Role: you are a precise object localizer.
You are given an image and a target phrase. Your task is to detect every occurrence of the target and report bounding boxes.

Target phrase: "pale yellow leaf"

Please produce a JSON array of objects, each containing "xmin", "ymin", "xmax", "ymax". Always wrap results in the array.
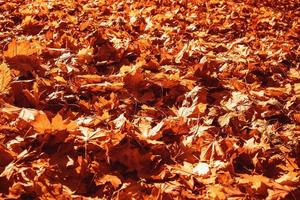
[{"xmin": 193, "ymin": 162, "xmax": 210, "ymax": 176}]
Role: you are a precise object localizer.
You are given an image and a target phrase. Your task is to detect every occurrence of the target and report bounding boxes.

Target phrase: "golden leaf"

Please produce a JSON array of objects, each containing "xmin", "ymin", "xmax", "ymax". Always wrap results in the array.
[
  {"xmin": 207, "ymin": 185, "xmax": 226, "ymax": 200},
  {"xmin": 4, "ymin": 40, "xmax": 41, "ymax": 58},
  {"xmin": 237, "ymin": 174, "xmax": 271, "ymax": 193},
  {"xmin": 0, "ymin": 63, "xmax": 11, "ymax": 94}
]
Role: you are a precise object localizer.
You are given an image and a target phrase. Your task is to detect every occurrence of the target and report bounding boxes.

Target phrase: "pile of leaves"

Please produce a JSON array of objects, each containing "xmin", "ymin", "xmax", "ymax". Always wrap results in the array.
[{"xmin": 0, "ymin": 0, "xmax": 299, "ymax": 199}]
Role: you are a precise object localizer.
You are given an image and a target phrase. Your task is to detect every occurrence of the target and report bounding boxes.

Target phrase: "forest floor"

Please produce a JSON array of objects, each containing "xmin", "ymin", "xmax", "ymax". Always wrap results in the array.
[{"xmin": 0, "ymin": 0, "xmax": 299, "ymax": 199}]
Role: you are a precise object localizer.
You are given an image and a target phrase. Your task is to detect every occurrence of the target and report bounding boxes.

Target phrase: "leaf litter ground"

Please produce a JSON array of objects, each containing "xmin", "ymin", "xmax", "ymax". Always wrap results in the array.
[{"xmin": 0, "ymin": 0, "xmax": 299, "ymax": 199}]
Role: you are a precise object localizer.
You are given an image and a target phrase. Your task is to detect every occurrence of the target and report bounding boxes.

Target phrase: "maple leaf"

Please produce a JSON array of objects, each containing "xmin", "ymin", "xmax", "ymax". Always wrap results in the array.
[
  {"xmin": 31, "ymin": 112, "xmax": 76, "ymax": 133},
  {"xmin": 0, "ymin": 0, "xmax": 299, "ymax": 198},
  {"xmin": 31, "ymin": 112, "xmax": 51, "ymax": 133}
]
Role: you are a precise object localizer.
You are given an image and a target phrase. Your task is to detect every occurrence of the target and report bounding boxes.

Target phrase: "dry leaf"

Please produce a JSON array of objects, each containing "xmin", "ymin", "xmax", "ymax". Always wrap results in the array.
[
  {"xmin": 237, "ymin": 174, "xmax": 271, "ymax": 193},
  {"xmin": 207, "ymin": 185, "xmax": 226, "ymax": 200},
  {"xmin": 4, "ymin": 40, "xmax": 41, "ymax": 58},
  {"xmin": 193, "ymin": 162, "xmax": 210, "ymax": 176},
  {"xmin": 31, "ymin": 112, "xmax": 51, "ymax": 133},
  {"xmin": 0, "ymin": 63, "xmax": 11, "ymax": 94},
  {"xmin": 0, "ymin": 0, "xmax": 299, "ymax": 199}
]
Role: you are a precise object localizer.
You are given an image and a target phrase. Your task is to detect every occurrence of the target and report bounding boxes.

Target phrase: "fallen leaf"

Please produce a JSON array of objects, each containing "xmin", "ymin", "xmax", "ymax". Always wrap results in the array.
[
  {"xmin": 31, "ymin": 112, "xmax": 51, "ymax": 133},
  {"xmin": 95, "ymin": 174, "xmax": 122, "ymax": 189},
  {"xmin": 207, "ymin": 184, "xmax": 226, "ymax": 200},
  {"xmin": 0, "ymin": 63, "xmax": 11, "ymax": 94},
  {"xmin": 4, "ymin": 40, "xmax": 41, "ymax": 58},
  {"xmin": 193, "ymin": 162, "xmax": 210, "ymax": 176}
]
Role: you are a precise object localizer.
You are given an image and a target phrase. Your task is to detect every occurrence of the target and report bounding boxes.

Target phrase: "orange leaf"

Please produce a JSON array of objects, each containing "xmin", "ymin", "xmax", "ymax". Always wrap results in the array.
[
  {"xmin": 237, "ymin": 174, "xmax": 271, "ymax": 194},
  {"xmin": 4, "ymin": 40, "xmax": 41, "ymax": 58},
  {"xmin": 31, "ymin": 112, "xmax": 51, "ymax": 133},
  {"xmin": 95, "ymin": 174, "xmax": 122, "ymax": 189},
  {"xmin": 293, "ymin": 113, "xmax": 300, "ymax": 123},
  {"xmin": 51, "ymin": 113, "xmax": 66, "ymax": 131},
  {"xmin": 0, "ymin": 63, "xmax": 11, "ymax": 94},
  {"xmin": 207, "ymin": 185, "xmax": 226, "ymax": 200}
]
